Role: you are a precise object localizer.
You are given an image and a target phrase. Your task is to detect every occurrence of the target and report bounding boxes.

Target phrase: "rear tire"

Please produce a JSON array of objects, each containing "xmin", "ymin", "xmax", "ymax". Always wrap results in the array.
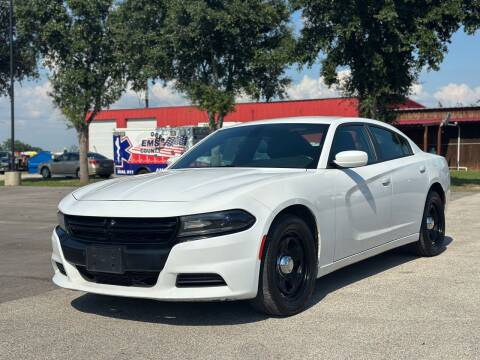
[
  {"xmin": 76, "ymin": 168, "xmax": 80, "ymax": 179},
  {"xmin": 412, "ymin": 190, "xmax": 445, "ymax": 257},
  {"xmin": 136, "ymin": 168, "xmax": 149, "ymax": 175},
  {"xmin": 250, "ymin": 214, "xmax": 317, "ymax": 316},
  {"xmin": 41, "ymin": 167, "xmax": 51, "ymax": 179}
]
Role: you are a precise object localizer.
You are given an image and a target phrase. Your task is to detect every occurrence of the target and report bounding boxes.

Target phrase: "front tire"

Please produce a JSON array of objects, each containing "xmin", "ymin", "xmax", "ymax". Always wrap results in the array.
[
  {"xmin": 41, "ymin": 167, "xmax": 51, "ymax": 179},
  {"xmin": 251, "ymin": 214, "xmax": 317, "ymax": 316},
  {"xmin": 412, "ymin": 190, "xmax": 445, "ymax": 257}
]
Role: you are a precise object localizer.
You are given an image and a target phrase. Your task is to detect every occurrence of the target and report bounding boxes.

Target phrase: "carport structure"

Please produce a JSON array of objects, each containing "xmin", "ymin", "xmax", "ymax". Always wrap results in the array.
[{"xmin": 396, "ymin": 106, "xmax": 480, "ymax": 170}]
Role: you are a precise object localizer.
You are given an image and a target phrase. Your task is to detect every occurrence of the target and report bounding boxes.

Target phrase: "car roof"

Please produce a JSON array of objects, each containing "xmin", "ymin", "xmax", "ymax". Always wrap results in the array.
[
  {"xmin": 224, "ymin": 116, "xmax": 421, "ymax": 153},
  {"xmin": 226, "ymin": 116, "xmax": 400, "ymax": 132}
]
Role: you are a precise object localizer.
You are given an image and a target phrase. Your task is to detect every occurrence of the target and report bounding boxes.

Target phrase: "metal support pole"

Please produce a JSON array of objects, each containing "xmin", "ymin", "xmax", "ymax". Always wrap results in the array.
[
  {"xmin": 436, "ymin": 125, "xmax": 442, "ymax": 155},
  {"xmin": 423, "ymin": 125, "xmax": 428, "ymax": 151},
  {"xmin": 457, "ymin": 123, "xmax": 461, "ymax": 171},
  {"xmin": 9, "ymin": 0, "xmax": 15, "ymax": 171}
]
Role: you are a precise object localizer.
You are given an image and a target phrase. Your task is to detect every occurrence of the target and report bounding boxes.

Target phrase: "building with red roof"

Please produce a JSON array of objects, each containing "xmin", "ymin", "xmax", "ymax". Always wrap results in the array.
[{"xmin": 90, "ymin": 97, "xmax": 480, "ymax": 169}]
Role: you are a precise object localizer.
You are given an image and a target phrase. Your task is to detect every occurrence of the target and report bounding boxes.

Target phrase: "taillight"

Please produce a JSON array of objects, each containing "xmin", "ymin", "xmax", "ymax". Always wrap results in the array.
[{"xmin": 88, "ymin": 159, "xmax": 99, "ymax": 165}]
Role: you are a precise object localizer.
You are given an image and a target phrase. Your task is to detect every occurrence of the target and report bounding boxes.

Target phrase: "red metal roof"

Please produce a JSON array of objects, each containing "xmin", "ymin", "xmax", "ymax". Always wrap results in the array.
[{"xmin": 93, "ymin": 97, "xmax": 425, "ymax": 128}]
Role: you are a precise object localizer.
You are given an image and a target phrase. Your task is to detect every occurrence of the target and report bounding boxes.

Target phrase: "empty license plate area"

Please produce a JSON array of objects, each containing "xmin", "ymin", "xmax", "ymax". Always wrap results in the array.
[{"xmin": 86, "ymin": 246, "xmax": 124, "ymax": 274}]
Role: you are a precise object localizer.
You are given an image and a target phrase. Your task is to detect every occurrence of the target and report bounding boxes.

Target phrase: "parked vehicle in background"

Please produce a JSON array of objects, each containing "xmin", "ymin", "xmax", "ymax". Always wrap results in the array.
[
  {"xmin": 0, "ymin": 151, "xmax": 39, "ymax": 173},
  {"xmin": 0, "ymin": 151, "xmax": 9, "ymax": 173},
  {"xmin": 38, "ymin": 152, "xmax": 114, "ymax": 179},
  {"xmin": 52, "ymin": 117, "xmax": 450, "ymax": 316},
  {"xmin": 113, "ymin": 126, "xmax": 210, "ymax": 175},
  {"xmin": 27, "ymin": 151, "xmax": 53, "ymax": 174}
]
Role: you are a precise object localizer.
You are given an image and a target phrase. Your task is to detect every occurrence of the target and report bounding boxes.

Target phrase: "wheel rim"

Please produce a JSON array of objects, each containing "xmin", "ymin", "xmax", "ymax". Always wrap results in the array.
[
  {"xmin": 425, "ymin": 202, "xmax": 444, "ymax": 246},
  {"xmin": 274, "ymin": 231, "xmax": 310, "ymax": 300}
]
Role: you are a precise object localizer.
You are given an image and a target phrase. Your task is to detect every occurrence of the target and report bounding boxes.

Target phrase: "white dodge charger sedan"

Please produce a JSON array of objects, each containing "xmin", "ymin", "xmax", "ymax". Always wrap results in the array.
[{"xmin": 52, "ymin": 117, "xmax": 450, "ymax": 316}]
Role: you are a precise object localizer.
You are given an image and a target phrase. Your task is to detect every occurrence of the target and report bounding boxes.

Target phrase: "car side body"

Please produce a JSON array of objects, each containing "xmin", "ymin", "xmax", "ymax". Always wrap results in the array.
[
  {"xmin": 51, "ymin": 117, "xmax": 449, "ymax": 315},
  {"xmin": 38, "ymin": 152, "xmax": 114, "ymax": 179}
]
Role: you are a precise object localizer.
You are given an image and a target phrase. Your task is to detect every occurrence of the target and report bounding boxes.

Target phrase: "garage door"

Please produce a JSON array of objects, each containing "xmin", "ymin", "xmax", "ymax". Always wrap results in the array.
[
  {"xmin": 89, "ymin": 120, "xmax": 116, "ymax": 159},
  {"xmin": 126, "ymin": 118, "xmax": 156, "ymax": 129}
]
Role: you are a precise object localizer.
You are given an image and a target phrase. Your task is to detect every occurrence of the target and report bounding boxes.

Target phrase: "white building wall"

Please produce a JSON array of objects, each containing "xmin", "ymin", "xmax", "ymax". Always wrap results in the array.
[
  {"xmin": 126, "ymin": 118, "xmax": 157, "ymax": 129},
  {"xmin": 89, "ymin": 120, "xmax": 116, "ymax": 159}
]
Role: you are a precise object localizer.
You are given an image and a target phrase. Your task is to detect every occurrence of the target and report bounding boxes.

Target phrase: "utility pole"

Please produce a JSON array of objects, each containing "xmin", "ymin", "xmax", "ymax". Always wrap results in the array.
[
  {"xmin": 9, "ymin": 0, "xmax": 15, "ymax": 171},
  {"xmin": 145, "ymin": 80, "xmax": 149, "ymax": 108}
]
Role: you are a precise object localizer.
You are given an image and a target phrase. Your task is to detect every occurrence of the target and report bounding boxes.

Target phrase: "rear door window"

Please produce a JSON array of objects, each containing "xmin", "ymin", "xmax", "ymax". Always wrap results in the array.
[{"xmin": 369, "ymin": 126, "xmax": 410, "ymax": 161}]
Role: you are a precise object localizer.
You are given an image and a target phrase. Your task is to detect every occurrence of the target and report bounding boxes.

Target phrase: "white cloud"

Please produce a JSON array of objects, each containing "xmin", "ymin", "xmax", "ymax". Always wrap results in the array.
[
  {"xmin": 409, "ymin": 83, "xmax": 432, "ymax": 104},
  {"xmin": 2, "ymin": 72, "xmax": 480, "ymax": 151},
  {"xmin": 286, "ymin": 72, "xmax": 348, "ymax": 100},
  {"xmin": 110, "ymin": 82, "xmax": 189, "ymax": 110},
  {"xmin": 151, "ymin": 82, "xmax": 188, "ymax": 106},
  {"xmin": 433, "ymin": 83, "xmax": 480, "ymax": 107},
  {"xmin": 0, "ymin": 80, "xmax": 76, "ymax": 150}
]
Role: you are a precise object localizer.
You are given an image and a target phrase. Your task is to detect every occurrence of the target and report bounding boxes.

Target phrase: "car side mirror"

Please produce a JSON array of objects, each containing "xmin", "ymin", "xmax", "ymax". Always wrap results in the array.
[{"xmin": 333, "ymin": 150, "xmax": 368, "ymax": 168}]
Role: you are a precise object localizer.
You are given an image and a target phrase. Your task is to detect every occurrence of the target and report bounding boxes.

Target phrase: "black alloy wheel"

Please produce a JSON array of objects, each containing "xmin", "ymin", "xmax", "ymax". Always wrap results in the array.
[
  {"xmin": 275, "ymin": 232, "xmax": 309, "ymax": 300},
  {"xmin": 251, "ymin": 214, "xmax": 317, "ymax": 316},
  {"xmin": 413, "ymin": 190, "xmax": 446, "ymax": 257}
]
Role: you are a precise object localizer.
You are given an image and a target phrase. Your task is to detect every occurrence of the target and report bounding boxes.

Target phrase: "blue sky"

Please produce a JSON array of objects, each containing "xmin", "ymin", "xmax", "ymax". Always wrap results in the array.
[{"xmin": 0, "ymin": 29, "xmax": 479, "ymax": 151}]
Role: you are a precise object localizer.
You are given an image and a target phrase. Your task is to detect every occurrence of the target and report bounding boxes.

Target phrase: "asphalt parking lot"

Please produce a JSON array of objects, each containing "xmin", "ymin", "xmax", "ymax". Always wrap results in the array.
[{"xmin": 0, "ymin": 187, "xmax": 479, "ymax": 359}]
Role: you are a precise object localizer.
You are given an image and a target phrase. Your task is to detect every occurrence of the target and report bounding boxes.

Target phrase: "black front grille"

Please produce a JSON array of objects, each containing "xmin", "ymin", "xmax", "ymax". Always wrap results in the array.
[
  {"xmin": 77, "ymin": 266, "xmax": 159, "ymax": 287},
  {"xmin": 176, "ymin": 273, "xmax": 227, "ymax": 287},
  {"xmin": 65, "ymin": 215, "xmax": 179, "ymax": 244}
]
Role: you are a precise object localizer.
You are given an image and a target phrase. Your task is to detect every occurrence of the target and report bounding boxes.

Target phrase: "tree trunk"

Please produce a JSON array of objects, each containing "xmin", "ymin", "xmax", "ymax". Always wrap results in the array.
[
  {"xmin": 358, "ymin": 95, "xmax": 377, "ymax": 120},
  {"xmin": 208, "ymin": 111, "xmax": 217, "ymax": 131},
  {"xmin": 78, "ymin": 126, "xmax": 89, "ymax": 185},
  {"xmin": 217, "ymin": 113, "xmax": 224, "ymax": 129}
]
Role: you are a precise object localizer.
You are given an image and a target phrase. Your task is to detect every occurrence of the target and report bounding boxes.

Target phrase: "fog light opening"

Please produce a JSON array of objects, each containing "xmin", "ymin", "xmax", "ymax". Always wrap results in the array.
[{"xmin": 55, "ymin": 262, "xmax": 67, "ymax": 276}]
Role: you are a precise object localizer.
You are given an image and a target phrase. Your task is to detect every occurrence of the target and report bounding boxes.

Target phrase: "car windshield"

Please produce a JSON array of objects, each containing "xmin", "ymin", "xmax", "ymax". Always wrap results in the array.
[{"xmin": 172, "ymin": 123, "xmax": 329, "ymax": 169}]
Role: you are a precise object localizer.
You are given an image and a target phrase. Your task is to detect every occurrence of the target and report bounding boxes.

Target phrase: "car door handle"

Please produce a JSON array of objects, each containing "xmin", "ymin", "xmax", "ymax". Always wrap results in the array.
[
  {"xmin": 381, "ymin": 178, "xmax": 391, "ymax": 186},
  {"xmin": 419, "ymin": 165, "xmax": 426, "ymax": 173}
]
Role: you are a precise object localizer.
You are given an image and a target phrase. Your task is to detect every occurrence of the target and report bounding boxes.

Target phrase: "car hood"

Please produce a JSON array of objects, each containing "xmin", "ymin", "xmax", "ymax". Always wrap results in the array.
[{"xmin": 72, "ymin": 168, "xmax": 307, "ymax": 202}]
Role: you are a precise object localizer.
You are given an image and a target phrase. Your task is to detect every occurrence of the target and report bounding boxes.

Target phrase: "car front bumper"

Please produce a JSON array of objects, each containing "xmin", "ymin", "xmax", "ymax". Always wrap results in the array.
[{"xmin": 51, "ymin": 223, "xmax": 263, "ymax": 301}]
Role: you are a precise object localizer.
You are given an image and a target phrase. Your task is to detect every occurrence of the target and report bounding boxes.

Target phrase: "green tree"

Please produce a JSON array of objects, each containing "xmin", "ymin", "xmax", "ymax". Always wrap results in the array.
[
  {"xmin": 115, "ymin": 0, "xmax": 294, "ymax": 130},
  {"xmin": 295, "ymin": 0, "xmax": 480, "ymax": 122},
  {"xmin": 1, "ymin": 139, "xmax": 42, "ymax": 153},
  {"xmin": 21, "ymin": 0, "xmax": 125, "ymax": 184},
  {"xmin": 110, "ymin": 0, "xmax": 168, "ymax": 96},
  {"xmin": 0, "ymin": 1, "xmax": 39, "ymax": 97}
]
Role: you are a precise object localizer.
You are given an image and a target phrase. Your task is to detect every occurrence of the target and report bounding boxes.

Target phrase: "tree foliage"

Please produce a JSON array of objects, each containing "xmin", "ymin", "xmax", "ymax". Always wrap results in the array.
[
  {"xmin": 0, "ymin": 1, "xmax": 39, "ymax": 97},
  {"xmin": 295, "ymin": 0, "xmax": 480, "ymax": 122},
  {"xmin": 115, "ymin": 0, "xmax": 294, "ymax": 130},
  {"xmin": 1, "ymin": 139, "xmax": 43, "ymax": 153},
  {"xmin": 110, "ymin": 0, "xmax": 168, "ymax": 93},
  {"xmin": 20, "ymin": 0, "xmax": 125, "ymax": 184}
]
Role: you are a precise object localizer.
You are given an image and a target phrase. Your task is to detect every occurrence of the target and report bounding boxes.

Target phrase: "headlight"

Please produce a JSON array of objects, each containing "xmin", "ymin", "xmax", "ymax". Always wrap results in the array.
[
  {"xmin": 57, "ymin": 211, "xmax": 67, "ymax": 232},
  {"xmin": 178, "ymin": 210, "xmax": 255, "ymax": 239}
]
